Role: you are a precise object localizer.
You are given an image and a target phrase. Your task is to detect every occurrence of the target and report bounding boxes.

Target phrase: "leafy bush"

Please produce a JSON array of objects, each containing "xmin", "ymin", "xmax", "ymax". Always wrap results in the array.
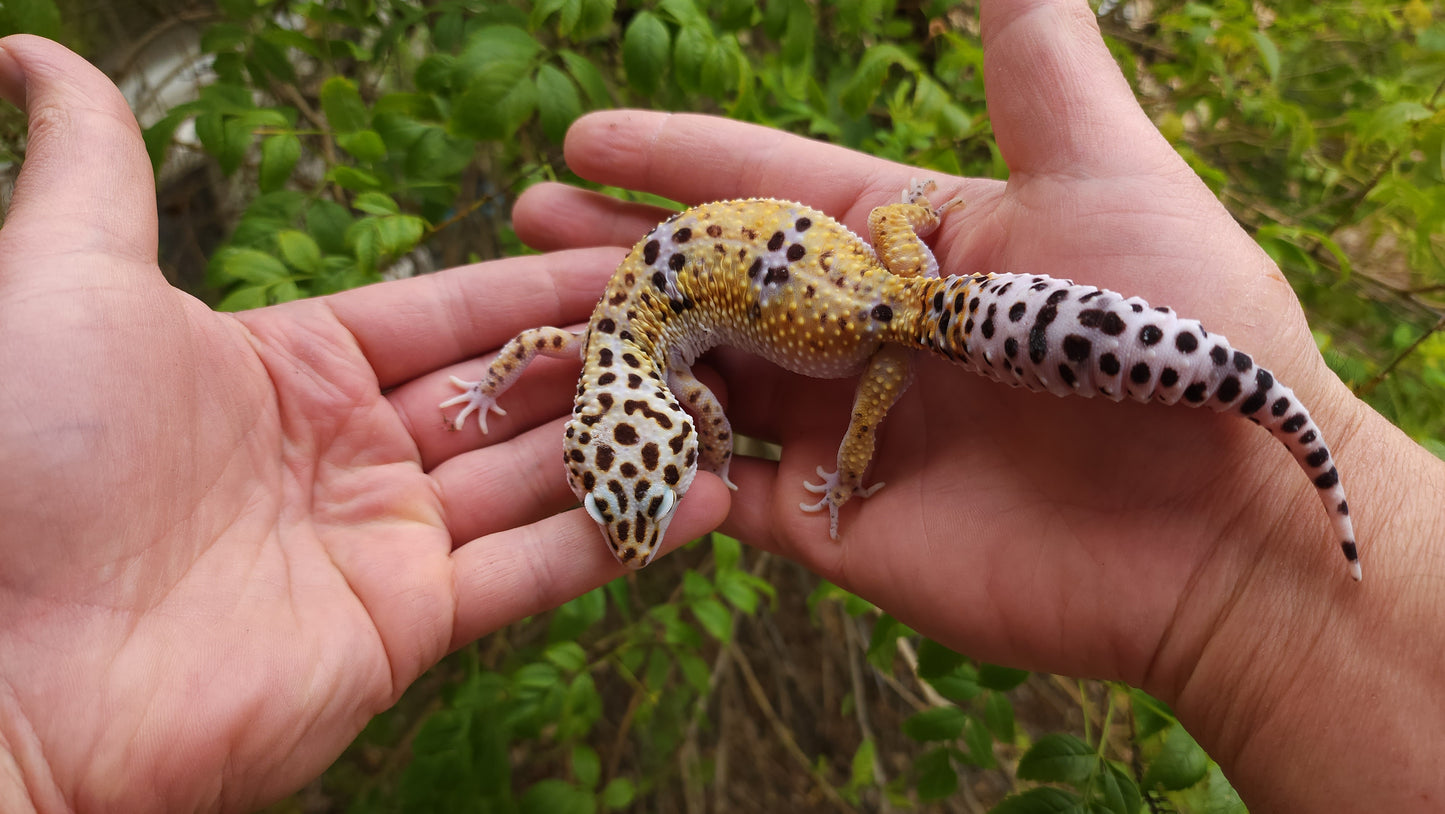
[{"xmin": 2, "ymin": 0, "xmax": 1440, "ymax": 810}]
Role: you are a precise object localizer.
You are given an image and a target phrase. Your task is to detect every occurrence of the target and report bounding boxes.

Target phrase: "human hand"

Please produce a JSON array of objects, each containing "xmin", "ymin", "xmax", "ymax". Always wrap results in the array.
[
  {"xmin": 513, "ymin": 1, "xmax": 1445, "ymax": 810},
  {"xmin": 0, "ymin": 35, "xmax": 726, "ymax": 812}
]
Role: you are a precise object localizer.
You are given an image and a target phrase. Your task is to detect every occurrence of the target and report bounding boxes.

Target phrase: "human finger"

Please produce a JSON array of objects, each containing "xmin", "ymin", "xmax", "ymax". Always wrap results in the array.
[
  {"xmin": 0, "ymin": 35, "xmax": 158, "ymax": 270},
  {"xmin": 513, "ymin": 183, "xmax": 677, "ymax": 252}
]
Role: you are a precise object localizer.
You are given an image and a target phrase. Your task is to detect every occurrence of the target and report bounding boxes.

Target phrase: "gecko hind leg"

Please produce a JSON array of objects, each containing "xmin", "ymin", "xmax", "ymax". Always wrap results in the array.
[{"xmin": 800, "ymin": 344, "xmax": 914, "ymax": 538}]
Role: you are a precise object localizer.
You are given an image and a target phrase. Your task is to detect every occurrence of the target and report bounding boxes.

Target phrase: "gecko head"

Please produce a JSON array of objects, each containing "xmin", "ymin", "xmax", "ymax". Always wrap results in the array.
[{"xmin": 564, "ymin": 408, "xmax": 699, "ymax": 569}]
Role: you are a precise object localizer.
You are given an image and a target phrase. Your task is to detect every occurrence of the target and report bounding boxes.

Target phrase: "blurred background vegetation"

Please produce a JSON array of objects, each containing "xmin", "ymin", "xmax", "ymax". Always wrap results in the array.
[{"xmin": 1, "ymin": 0, "xmax": 1440, "ymax": 811}]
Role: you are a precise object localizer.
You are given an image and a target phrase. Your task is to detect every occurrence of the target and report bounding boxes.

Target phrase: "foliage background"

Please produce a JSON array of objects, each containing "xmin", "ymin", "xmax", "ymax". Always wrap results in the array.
[{"xmin": 1, "ymin": 0, "xmax": 1440, "ymax": 811}]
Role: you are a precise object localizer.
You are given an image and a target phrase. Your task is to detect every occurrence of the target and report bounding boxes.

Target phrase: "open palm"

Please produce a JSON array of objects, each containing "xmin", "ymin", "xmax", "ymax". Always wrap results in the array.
[{"xmin": 0, "ymin": 35, "xmax": 725, "ymax": 812}]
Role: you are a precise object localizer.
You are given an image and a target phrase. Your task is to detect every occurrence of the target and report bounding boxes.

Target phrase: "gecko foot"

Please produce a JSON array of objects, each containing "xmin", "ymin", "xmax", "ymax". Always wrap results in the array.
[
  {"xmin": 799, "ymin": 466, "xmax": 885, "ymax": 539},
  {"xmin": 440, "ymin": 375, "xmax": 507, "ymax": 432}
]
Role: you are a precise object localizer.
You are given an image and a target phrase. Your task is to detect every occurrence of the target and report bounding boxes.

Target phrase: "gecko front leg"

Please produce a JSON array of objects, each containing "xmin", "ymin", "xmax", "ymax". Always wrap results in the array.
[
  {"xmin": 667, "ymin": 362, "xmax": 739, "ymax": 490},
  {"xmin": 442, "ymin": 326, "xmax": 582, "ymax": 432}
]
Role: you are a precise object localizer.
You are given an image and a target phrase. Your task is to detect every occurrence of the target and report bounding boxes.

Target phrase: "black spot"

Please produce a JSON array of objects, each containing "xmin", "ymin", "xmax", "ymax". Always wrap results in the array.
[
  {"xmin": 1130, "ymin": 303, "xmax": 1144, "ymax": 313},
  {"xmin": 652, "ymin": 271, "xmax": 667, "ymax": 290},
  {"xmin": 673, "ymin": 227, "xmax": 692, "ymax": 242},
  {"xmin": 937, "ymin": 311, "xmax": 951, "ymax": 334},
  {"xmin": 598, "ymin": 372, "xmax": 617, "ymax": 386},
  {"xmin": 1281, "ymin": 413, "xmax": 1307, "ymax": 433},
  {"xmin": 707, "ymin": 224, "xmax": 723, "ymax": 237},
  {"xmin": 615, "ymin": 520, "xmax": 630, "ymax": 541},
  {"xmin": 1078, "ymin": 309, "xmax": 1103, "ymax": 328},
  {"xmin": 1009, "ymin": 302, "xmax": 1027, "ymax": 322},
  {"xmin": 1139, "ymin": 324, "xmax": 1164, "ymax": 346},
  {"xmin": 647, "ymin": 495, "xmax": 664, "ymax": 516},
  {"xmin": 1101, "ymin": 312, "xmax": 1127, "ymax": 336},
  {"xmin": 1046, "ymin": 289, "xmax": 1070, "ymax": 305},
  {"xmin": 1130, "ymin": 362, "xmax": 1151, "ymax": 385},
  {"xmin": 620, "ymin": 462, "xmax": 637, "ymax": 478},
  {"xmin": 622, "ymin": 353, "xmax": 641, "ymax": 368},
  {"xmin": 582, "ymin": 471, "xmax": 596, "ymax": 490},
  {"xmin": 1306, "ymin": 447, "xmax": 1331, "ymax": 468},
  {"xmin": 981, "ymin": 318, "xmax": 995, "ymax": 339},
  {"xmin": 598, "ymin": 348, "xmax": 613, "ymax": 367},
  {"xmin": 1238, "ymin": 368, "xmax": 1274, "ymax": 415},
  {"xmin": 1341, "ymin": 540, "xmax": 1358, "ymax": 561},
  {"xmin": 627, "ymin": 374, "xmax": 643, "ymax": 389},
  {"xmin": 1160, "ymin": 368, "xmax": 1179, "ymax": 387},
  {"xmin": 669, "ymin": 253, "xmax": 686, "ymax": 272},
  {"xmin": 1175, "ymin": 332, "xmax": 1198, "ymax": 353},
  {"xmin": 787, "ymin": 243, "xmax": 806, "ymax": 262},
  {"xmin": 1299, "ymin": 429, "xmax": 1317, "ymax": 445},
  {"xmin": 872, "ymin": 304, "xmax": 893, "ymax": 322},
  {"xmin": 1183, "ymin": 382, "xmax": 1208, "ymax": 403},
  {"xmin": 1271, "ymin": 397, "xmax": 1290, "ymax": 417},
  {"xmin": 1078, "ymin": 290, "xmax": 1103, "ymax": 302},
  {"xmin": 1233, "ymin": 351, "xmax": 1252, "ymax": 372},
  {"xmin": 569, "ymin": 449, "xmax": 585, "ymax": 463},
  {"xmin": 595, "ymin": 445, "xmax": 615, "ymax": 471},
  {"xmin": 664, "ymin": 464, "xmax": 680, "ymax": 485},
  {"xmin": 795, "ymin": 217, "xmax": 811, "ymax": 231},
  {"xmin": 968, "ymin": 296, "xmax": 980, "ymax": 314},
  {"xmin": 1216, "ymin": 376, "xmax": 1241, "ymax": 403},
  {"xmin": 1210, "ymin": 345, "xmax": 1228, "ymax": 365},
  {"xmin": 640, "ymin": 442, "xmax": 660, "ymax": 470},
  {"xmin": 764, "ymin": 267, "xmax": 789, "ymax": 286},
  {"xmin": 1314, "ymin": 467, "xmax": 1339, "ymax": 489},
  {"xmin": 1057, "ymin": 364, "xmax": 1078, "ymax": 387},
  {"xmin": 748, "ymin": 258, "xmax": 763, "ymax": 279},
  {"xmin": 614, "ymin": 423, "xmax": 639, "ymax": 445},
  {"xmin": 1099, "ymin": 353, "xmax": 1121, "ymax": 376},
  {"xmin": 643, "ymin": 240, "xmax": 659, "ymax": 265},
  {"xmin": 597, "ymin": 393, "xmax": 614, "ymax": 410},
  {"xmin": 933, "ymin": 291, "xmax": 945, "ymax": 311},
  {"xmin": 1028, "ymin": 304, "xmax": 1059, "ymax": 363},
  {"xmin": 996, "ymin": 281, "xmax": 1013, "ymax": 296},
  {"xmin": 768, "ymin": 231, "xmax": 785, "ymax": 252},
  {"xmin": 1004, "ymin": 337, "xmax": 1019, "ymax": 358},
  {"xmin": 1063, "ymin": 335, "xmax": 1092, "ymax": 362},
  {"xmin": 597, "ymin": 318, "xmax": 616, "ymax": 334},
  {"xmin": 1338, "ymin": 500, "xmax": 1349, "ymax": 516}
]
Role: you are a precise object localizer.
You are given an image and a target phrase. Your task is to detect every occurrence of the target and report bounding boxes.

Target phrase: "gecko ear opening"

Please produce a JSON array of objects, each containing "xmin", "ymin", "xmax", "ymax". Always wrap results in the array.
[{"xmin": 655, "ymin": 488, "xmax": 677, "ymax": 518}]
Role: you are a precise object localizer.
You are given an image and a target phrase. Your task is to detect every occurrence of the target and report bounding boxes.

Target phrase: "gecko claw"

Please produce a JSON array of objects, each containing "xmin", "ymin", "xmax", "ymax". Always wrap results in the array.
[{"xmin": 441, "ymin": 376, "xmax": 507, "ymax": 433}]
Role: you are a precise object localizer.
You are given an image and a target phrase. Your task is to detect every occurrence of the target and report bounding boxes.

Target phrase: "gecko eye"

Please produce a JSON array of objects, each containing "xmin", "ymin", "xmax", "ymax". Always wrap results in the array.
[
  {"xmin": 655, "ymin": 488, "xmax": 678, "ymax": 518},
  {"xmin": 584, "ymin": 492, "xmax": 608, "ymax": 526}
]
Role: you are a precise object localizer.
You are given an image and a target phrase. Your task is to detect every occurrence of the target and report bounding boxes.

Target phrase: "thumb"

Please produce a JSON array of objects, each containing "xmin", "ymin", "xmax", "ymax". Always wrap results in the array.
[
  {"xmin": 0, "ymin": 34, "xmax": 158, "ymax": 271},
  {"xmin": 982, "ymin": 0, "xmax": 1174, "ymax": 178}
]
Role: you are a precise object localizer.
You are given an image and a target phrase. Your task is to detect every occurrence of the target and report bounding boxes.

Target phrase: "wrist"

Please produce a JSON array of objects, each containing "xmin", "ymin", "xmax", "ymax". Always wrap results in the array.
[{"xmin": 1159, "ymin": 397, "xmax": 1445, "ymax": 810}]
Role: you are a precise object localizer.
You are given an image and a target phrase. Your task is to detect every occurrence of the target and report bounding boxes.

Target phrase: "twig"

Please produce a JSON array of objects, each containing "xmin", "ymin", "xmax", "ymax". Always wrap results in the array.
[{"xmin": 1357, "ymin": 311, "xmax": 1445, "ymax": 396}]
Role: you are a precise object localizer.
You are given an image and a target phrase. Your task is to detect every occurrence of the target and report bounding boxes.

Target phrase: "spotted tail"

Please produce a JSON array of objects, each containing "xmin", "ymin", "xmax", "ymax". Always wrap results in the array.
[{"xmin": 908, "ymin": 272, "xmax": 1360, "ymax": 580}]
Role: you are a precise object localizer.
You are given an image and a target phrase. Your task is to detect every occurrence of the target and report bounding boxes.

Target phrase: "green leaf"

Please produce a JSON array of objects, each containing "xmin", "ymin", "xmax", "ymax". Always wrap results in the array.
[
  {"xmin": 916, "ymin": 638, "xmax": 967, "ymax": 678},
  {"xmin": 336, "ymin": 129, "xmax": 387, "ymax": 162},
  {"xmin": 848, "ymin": 738, "xmax": 876, "ymax": 788},
  {"xmin": 989, "ymin": 786, "xmax": 1087, "ymax": 814},
  {"xmin": 982, "ymin": 691, "xmax": 1016, "ymax": 742},
  {"xmin": 306, "ymin": 200, "xmax": 353, "ymax": 255},
  {"xmin": 577, "ymin": 0, "xmax": 616, "ymax": 39},
  {"xmin": 326, "ymin": 165, "xmax": 384, "ymax": 192},
  {"xmin": 1127, "ymin": 688, "xmax": 1176, "ymax": 740},
  {"xmin": 454, "ymin": 24, "xmax": 542, "ymax": 88},
  {"xmin": 215, "ymin": 285, "xmax": 269, "ymax": 312},
  {"xmin": 559, "ymin": 49, "xmax": 613, "ymax": 107},
  {"xmin": 0, "ymin": 0, "xmax": 62, "ymax": 41},
  {"xmin": 963, "ymin": 714, "xmax": 997, "ymax": 768},
  {"xmin": 571, "ymin": 744, "xmax": 601, "ymax": 790},
  {"xmin": 258, "ymin": 133, "xmax": 301, "ymax": 192},
  {"xmin": 1017, "ymin": 733, "xmax": 1097, "ymax": 784},
  {"xmin": 1142, "ymin": 723, "xmax": 1208, "ymax": 791},
  {"xmin": 979, "ymin": 663, "xmax": 1030, "ymax": 691},
  {"xmin": 520, "ymin": 779, "xmax": 595, "ymax": 814},
  {"xmin": 927, "ymin": 662, "xmax": 982, "ymax": 703},
  {"xmin": 600, "ymin": 777, "xmax": 636, "ymax": 809},
  {"xmin": 353, "ymin": 191, "xmax": 400, "ymax": 215},
  {"xmin": 319, "ymin": 75, "xmax": 368, "ymax": 132},
  {"xmin": 672, "ymin": 25, "xmax": 711, "ymax": 91},
  {"xmin": 901, "ymin": 706, "xmax": 968, "ymax": 742},
  {"xmin": 545, "ymin": 641, "xmax": 588, "ymax": 673},
  {"xmin": 451, "ymin": 74, "xmax": 538, "ymax": 142},
  {"xmin": 623, "ymin": 12, "xmax": 670, "ymax": 95},
  {"xmin": 276, "ymin": 230, "xmax": 322, "ymax": 273},
  {"xmin": 839, "ymin": 44, "xmax": 916, "ymax": 118},
  {"xmin": 551, "ymin": 587, "xmax": 607, "ymax": 641},
  {"xmin": 1249, "ymin": 30, "xmax": 1280, "ymax": 84},
  {"xmin": 1094, "ymin": 761, "xmax": 1143, "ymax": 814},
  {"xmin": 690, "ymin": 597, "xmax": 733, "ymax": 642},
  {"xmin": 142, "ymin": 112, "xmax": 187, "ymax": 175},
  {"xmin": 914, "ymin": 747, "xmax": 958, "ymax": 801},
  {"xmin": 212, "ymin": 247, "xmax": 290, "ymax": 284},
  {"xmin": 716, "ymin": 571, "xmax": 759, "ymax": 614},
  {"xmin": 536, "ymin": 63, "xmax": 584, "ymax": 143}
]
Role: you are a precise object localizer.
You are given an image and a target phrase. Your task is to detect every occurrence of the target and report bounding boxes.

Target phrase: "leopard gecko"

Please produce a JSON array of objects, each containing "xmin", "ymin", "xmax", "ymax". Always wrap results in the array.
[{"xmin": 442, "ymin": 181, "xmax": 1360, "ymax": 579}]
